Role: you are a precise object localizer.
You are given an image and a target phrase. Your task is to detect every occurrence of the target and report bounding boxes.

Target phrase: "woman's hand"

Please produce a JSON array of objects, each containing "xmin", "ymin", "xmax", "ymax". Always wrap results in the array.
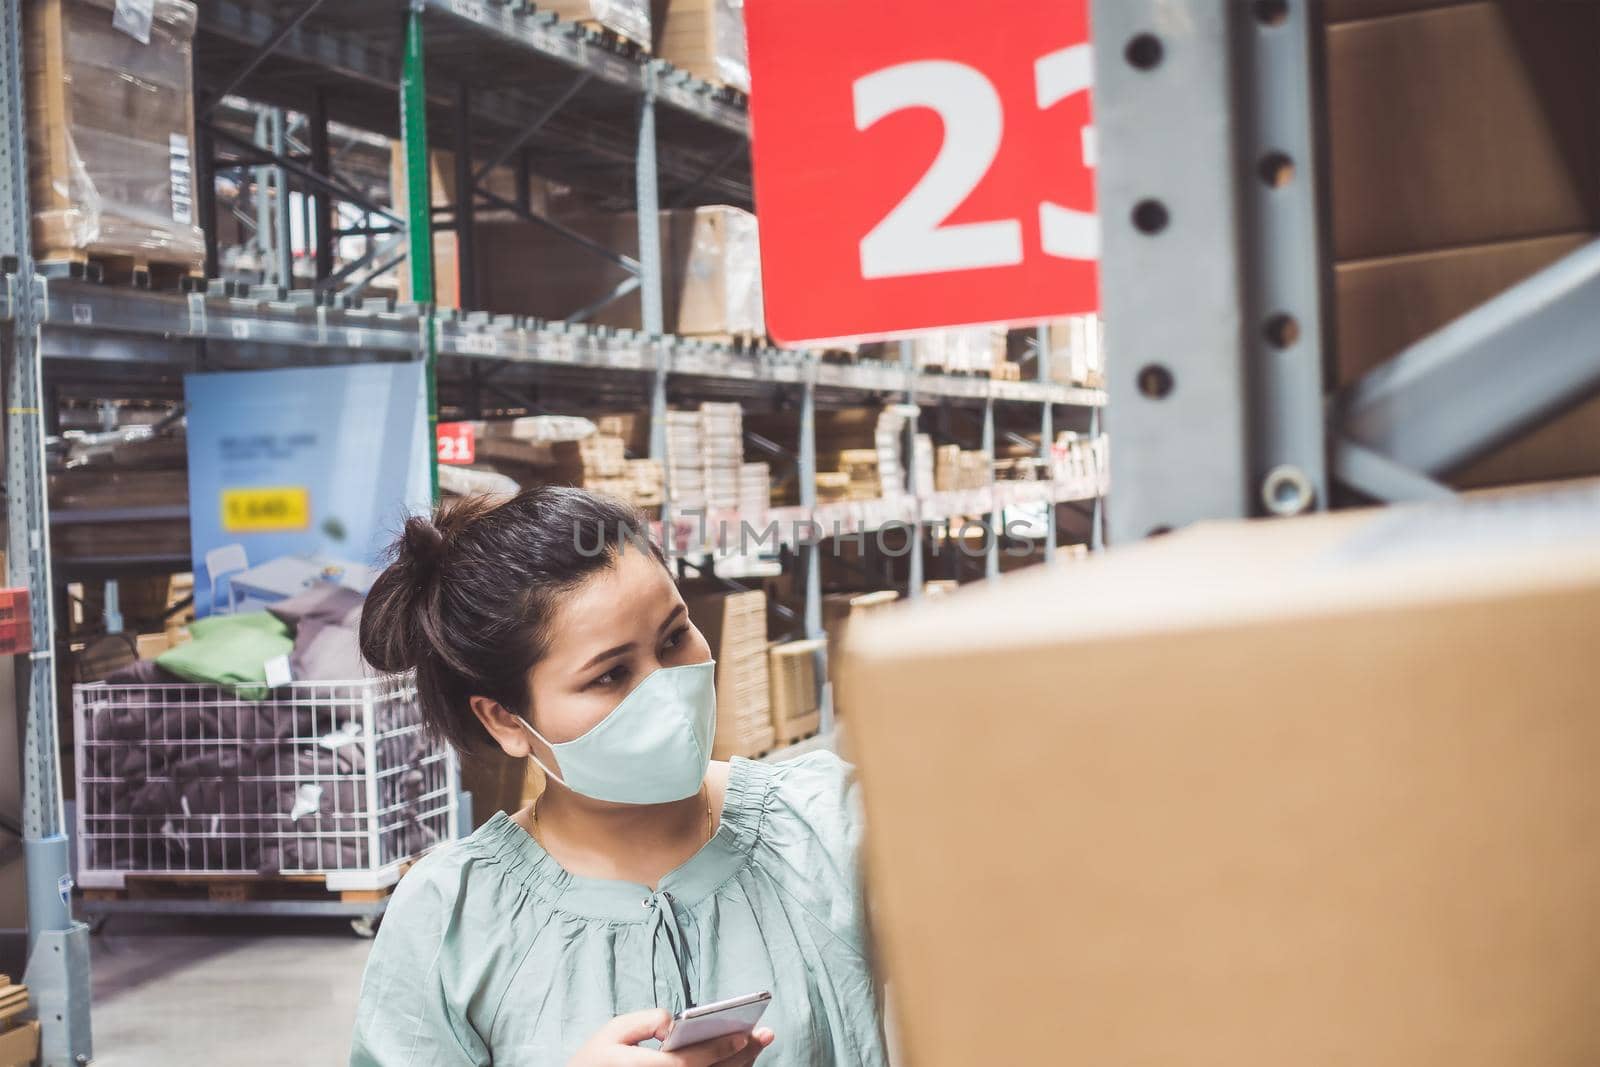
[{"xmin": 567, "ymin": 1009, "xmax": 776, "ymax": 1067}]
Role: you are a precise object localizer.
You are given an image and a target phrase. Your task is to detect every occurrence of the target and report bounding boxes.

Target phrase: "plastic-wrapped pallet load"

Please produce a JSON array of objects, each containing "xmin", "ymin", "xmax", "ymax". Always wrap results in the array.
[
  {"xmin": 912, "ymin": 328, "xmax": 1006, "ymax": 375},
  {"xmin": 540, "ymin": 0, "xmax": 651, "ymax": 49},
  {"xmin": 660, "ymin": 0, "xmax": 750, "ymax": 92},
  {"xmin": 25, "ymin": 0, "xmax": 205, "ymax": 273}
]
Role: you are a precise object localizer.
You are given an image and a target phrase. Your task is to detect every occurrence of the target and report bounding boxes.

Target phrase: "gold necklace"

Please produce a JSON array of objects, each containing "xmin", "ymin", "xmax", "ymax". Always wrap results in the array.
[{"xmin": 531, "ymin": 785, "xmax": 714, "ymax": 851}]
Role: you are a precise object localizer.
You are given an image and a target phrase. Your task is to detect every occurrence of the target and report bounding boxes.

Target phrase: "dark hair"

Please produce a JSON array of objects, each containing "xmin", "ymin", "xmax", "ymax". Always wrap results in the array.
[{"xmin": 360, "ymin": 486, "xmax": 666, "ymax": 752}]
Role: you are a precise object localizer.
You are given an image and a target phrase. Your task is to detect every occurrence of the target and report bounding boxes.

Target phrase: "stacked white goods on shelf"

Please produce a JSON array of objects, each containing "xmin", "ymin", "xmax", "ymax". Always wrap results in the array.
[
  {"xmin": 874, "ymin": 407, "xmax": 911, "ymax": 498},
  {"xmin": 913, "ymin": 434, "xmax": 936, "ymax": 495},
  {"xmin": 540, "ymin": 0, "xmax": 651, "ymax": 49},
  {"xmin": 700, "ymin": 402, "xmax": 744, "ymax": 511},
  {"xmin": 1046, "ymin": 315, "xmax": 1106, "ymax": 387},
  {"xmin": 665, "ymin": 410, "xmax": 706, "ymax": 513},
  {"xmin": 738, "ymin": 463, "xmax": 770, "ymax": 523},
  {"xmin": 660, "ymin": 0, "xmax": 750, "ymax": 92},
  {"xmin": 1052, "ymin": 432, "xmax": 1110, "ymax": 497}
]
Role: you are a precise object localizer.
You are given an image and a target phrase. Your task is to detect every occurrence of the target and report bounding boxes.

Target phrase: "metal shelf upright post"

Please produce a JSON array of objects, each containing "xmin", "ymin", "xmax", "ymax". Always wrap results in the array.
[
  {"xmin": 2, "ymin": 0, "xmax": 93, "ymax": 1061},
  {"xmin": 1091, "ymin": 0, "xmax": 1330, "ymax": 540},
  {"xmin": 1037, "ymin": 325, "xmax": 1057, "ymax": 562},
  {"xmin": 402, "ymin": 2, "xmax": 441, "ymax": 501}
]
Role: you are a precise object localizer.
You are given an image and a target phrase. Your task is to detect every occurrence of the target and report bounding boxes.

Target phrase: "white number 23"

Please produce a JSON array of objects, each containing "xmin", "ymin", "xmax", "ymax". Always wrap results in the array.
[{"xmin": 852, "ymin": 46, "xmax": 1097, "ymax": 281}]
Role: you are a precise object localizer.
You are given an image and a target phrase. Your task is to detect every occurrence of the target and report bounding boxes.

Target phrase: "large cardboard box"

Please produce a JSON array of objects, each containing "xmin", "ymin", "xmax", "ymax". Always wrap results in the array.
[
  {"xmin": 474, "ymin": 206, "xmax": 763, "ymax": 336},
  {"xmin": 1324, "ymin": 3, "xmax": 1600, "ymax": 261},
  {"xmin": 1333, "ymin": 232, "xmax": 1600, "ymax": 488},
  {"xmin": 840, "ymin": 482, "xmax": 1600, "ymax": 1067}
]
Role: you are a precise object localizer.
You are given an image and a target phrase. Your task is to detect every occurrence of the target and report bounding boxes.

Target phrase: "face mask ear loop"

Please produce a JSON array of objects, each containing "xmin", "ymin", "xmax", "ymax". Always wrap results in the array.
[{"xmin": 516, "ymin": 716, "xmax": 568, "ymax": 789}]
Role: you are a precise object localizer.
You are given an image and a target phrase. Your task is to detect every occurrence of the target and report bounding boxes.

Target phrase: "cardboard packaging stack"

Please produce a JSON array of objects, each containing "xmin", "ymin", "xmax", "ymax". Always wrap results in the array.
[
  {"xmin": 474, "ymin": 207, "xmax": 764, "ymax": 338},
  {"xmin": 767, "ymin": 638, "xmax": 824, "ymax": 744},
  {"xmin": 627, "ymin": 459, "xmax": 665, "ymax": 510},
  {"xmin": 839, "ymin": 480, "xmax": 1600, "ymax": 1067},
  {"xmin": 699, "ymin": 402, "xmax": 743, "ymax": 511},
  {"xmin": 659, "ymin": 0, "xmax": 749, "ymax": 92},
  {"xmin": 1323, "ymin": 1, "xmax": 1600, "ymax": 488},
  {"xmin": 665, "ymin": 411, "xmax": 706, "ymax": 513},
  {"xmin": 25, "ymin": 0, "xmax": 205, "ymax": 273},
  {"xmin": 683, "ymin": 589, "xmax": 773, "ymax": 759},
  {"xmin": 821, "ymin": 589, "xmax": 897, "ymax": 718},
  {"xmin": 838, "ymin": 450, "xmax": 881, "ymax": 501},
  {"xmin": 541, "ymin": 0, "xmax": 651, "ymax": 49},
  {"xmin": 815, "ymin": 472, "xmax": 850, "ymax": 504},
  {"xmin": 0, "ymin": 975, "xmax": 37, "ymax": 1067},
  {"xmin": 933, "ymin": 444, "xmax": 961, "ymax": 493}
]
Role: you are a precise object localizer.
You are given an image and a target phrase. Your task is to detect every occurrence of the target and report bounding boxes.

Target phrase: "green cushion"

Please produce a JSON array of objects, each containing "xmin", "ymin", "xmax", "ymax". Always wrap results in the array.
[{"xmin": 159, "ymin": 611, "xmax": 294, "ymax": 699}]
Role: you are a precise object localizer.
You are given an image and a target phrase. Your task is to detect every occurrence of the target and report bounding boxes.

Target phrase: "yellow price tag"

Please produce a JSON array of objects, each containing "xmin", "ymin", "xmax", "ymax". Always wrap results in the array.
[{"xmin": 221, "ymin": 487, "xmax": 311, "ymax": 533}]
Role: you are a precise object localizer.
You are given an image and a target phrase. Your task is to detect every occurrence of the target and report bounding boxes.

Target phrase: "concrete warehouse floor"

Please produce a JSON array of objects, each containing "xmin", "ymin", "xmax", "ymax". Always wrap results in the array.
[{"xmin": 88, "ymin": 915, "xmax": 371, "ymax": 1066}]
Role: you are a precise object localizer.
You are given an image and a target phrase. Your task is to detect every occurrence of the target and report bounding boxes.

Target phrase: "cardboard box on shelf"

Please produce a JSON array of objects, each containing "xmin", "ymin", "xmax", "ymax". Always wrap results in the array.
[
  {"xmin": 658, "ymin": 0, "xmax": 748, "ymax": 92},
  {"xmin": 839, "ymin": 480, "xmax": 1600, "ymax": 1067},
  {"xmin": 475, "ymin": 206, "xmax": 763, "ymax": 337},
  {"xmin": 768, "ymin": 638, "xmax": 824, "ymax": 743},
  {"xmin": 1334, "ymin": 231, "xmax": 1600, "ymax": 490},
  {"xmin": 24, "ymin": 0, "xmax": 205, "ymax": 271},
  {"xmin": 1324, "ymin": 3, "xmax": 1600, "ymax": 261},
  {"xmin": 683, "ymin": 589, "xmax": 773, "ymax": 758}
]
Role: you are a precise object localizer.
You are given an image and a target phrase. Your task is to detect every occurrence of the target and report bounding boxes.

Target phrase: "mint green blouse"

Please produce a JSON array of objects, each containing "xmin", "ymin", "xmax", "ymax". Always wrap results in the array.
[{"xmin": 350, "ymin": 752, "xmax": 889, "ymax": 1066}]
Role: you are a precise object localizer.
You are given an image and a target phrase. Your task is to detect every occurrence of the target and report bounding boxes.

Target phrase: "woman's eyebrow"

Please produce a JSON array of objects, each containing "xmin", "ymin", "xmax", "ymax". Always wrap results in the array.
[
  {"xmin": 657, "ymin": 604, "xmax": 686, "ymax": 636},
  {"xmin": 578, "ymin": 643, "xmax": 633, "ymax": 673}
]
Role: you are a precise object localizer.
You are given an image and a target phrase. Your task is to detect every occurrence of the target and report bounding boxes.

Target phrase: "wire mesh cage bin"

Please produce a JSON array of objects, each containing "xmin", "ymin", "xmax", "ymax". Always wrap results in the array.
[{"xmin": 73, "ymin": 673, "xmax": 457, "ymax": 893}]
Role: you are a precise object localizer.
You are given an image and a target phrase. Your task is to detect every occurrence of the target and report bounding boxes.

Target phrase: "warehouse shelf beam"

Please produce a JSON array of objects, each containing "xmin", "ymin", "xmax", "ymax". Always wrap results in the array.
[
  {"xmin": 1334, "ymin": 237, "xmax": 1600, "ymax": 491},
  {"xmin": 1092, "ymin": 0, "xmax": 1331, "ymax": 542},
  {"xmin": 199, "ymin": 0, "xmax": 330, "ymax": 120}
]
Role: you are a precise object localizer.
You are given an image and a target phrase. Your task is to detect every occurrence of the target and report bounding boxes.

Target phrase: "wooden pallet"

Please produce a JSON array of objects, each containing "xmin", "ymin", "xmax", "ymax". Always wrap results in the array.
[
  {"xmin": 79, "ymin": 868, "xmax": 406, "ymax": 907},
  {"xmin": 39, "ymin": 249, "xmax": 205, "ymax": 292}
]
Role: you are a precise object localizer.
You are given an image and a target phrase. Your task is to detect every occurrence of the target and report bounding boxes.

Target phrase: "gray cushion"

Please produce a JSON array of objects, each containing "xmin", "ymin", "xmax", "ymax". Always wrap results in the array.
[{"xmin": 267, "ymin": 584, "xmax": 364, "ymax": 632}]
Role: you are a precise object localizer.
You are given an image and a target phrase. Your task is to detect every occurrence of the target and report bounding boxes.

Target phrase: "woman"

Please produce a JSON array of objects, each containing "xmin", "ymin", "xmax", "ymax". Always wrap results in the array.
[{"xmin": 349, "ymin": 487, "xmax": 888, "ymax": 1067}]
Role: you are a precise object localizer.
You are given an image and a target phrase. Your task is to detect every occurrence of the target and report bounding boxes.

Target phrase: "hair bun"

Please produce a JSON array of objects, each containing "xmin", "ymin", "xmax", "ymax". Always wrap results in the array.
[{"xmin": 402, "ymin": 516, "xmax": 447, "ymax": 572}]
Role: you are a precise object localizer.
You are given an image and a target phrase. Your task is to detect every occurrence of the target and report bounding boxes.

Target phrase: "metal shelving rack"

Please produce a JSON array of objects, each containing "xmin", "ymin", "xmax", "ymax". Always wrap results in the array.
[
  {"xmin": 3, "ymin": 3, "xmax": 1105, "ymax": 1061},
  {"xmin": 1091, "ymin": 0, "xmax": 1600, "ymax": 542}
]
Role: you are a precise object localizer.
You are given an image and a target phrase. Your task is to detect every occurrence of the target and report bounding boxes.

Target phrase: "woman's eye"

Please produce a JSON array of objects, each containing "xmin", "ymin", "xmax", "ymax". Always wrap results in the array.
[
  {"xmin": 661, "ymin": 626, "xmax": 689, "ymax": 653},
  {"xmin": 589, "ymin": 666, "xmax": 628, "ymax": 689}
]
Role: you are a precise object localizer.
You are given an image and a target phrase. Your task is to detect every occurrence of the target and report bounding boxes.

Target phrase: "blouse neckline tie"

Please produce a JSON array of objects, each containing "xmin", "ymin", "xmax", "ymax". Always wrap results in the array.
[{"xmin": 645, "ymin": 890, "xmax": 696, "ymax": 1011}]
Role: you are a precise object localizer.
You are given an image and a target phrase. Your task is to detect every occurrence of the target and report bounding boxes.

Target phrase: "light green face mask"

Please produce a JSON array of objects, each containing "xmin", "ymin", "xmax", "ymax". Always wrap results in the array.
[{"xmin": 519, "ymin": 660, "xmax": 718, "ymax": 805}]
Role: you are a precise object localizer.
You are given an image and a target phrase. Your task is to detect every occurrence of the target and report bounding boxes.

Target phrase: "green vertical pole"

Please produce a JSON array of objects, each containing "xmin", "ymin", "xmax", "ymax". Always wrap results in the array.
[{"xmin": 402, "ymin": 4, "xmax": 439, "ymax": 502}]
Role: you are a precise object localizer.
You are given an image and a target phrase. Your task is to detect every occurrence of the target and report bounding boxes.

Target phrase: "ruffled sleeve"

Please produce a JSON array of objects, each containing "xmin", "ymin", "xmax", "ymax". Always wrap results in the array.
[
  {"xmin": 746, "ymin": 751, "xmax": 872, "ymax": 963},
  {"xmin": 349, "ymin": 847, "xmax": 492, "ymax": 1067}
]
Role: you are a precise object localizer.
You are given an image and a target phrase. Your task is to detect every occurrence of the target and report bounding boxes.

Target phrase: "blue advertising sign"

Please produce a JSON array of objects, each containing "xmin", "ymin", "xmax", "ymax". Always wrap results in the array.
[{"xmin": 184, "ymin": 362, "xmax": 431, "ymax": 617}]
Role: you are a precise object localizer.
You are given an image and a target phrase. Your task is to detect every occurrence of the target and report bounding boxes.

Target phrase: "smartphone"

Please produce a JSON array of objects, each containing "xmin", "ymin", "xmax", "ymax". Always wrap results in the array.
[{"xmin": 659, "ymin": 991, "xmax": 772, "ymax": 1052}]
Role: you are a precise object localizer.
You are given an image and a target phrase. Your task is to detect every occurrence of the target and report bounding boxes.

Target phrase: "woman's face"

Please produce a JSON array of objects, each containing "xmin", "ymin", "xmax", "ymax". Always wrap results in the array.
[{"xmin": 526, "ymin": 547, "xmax": 712, "ymax": 746}]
